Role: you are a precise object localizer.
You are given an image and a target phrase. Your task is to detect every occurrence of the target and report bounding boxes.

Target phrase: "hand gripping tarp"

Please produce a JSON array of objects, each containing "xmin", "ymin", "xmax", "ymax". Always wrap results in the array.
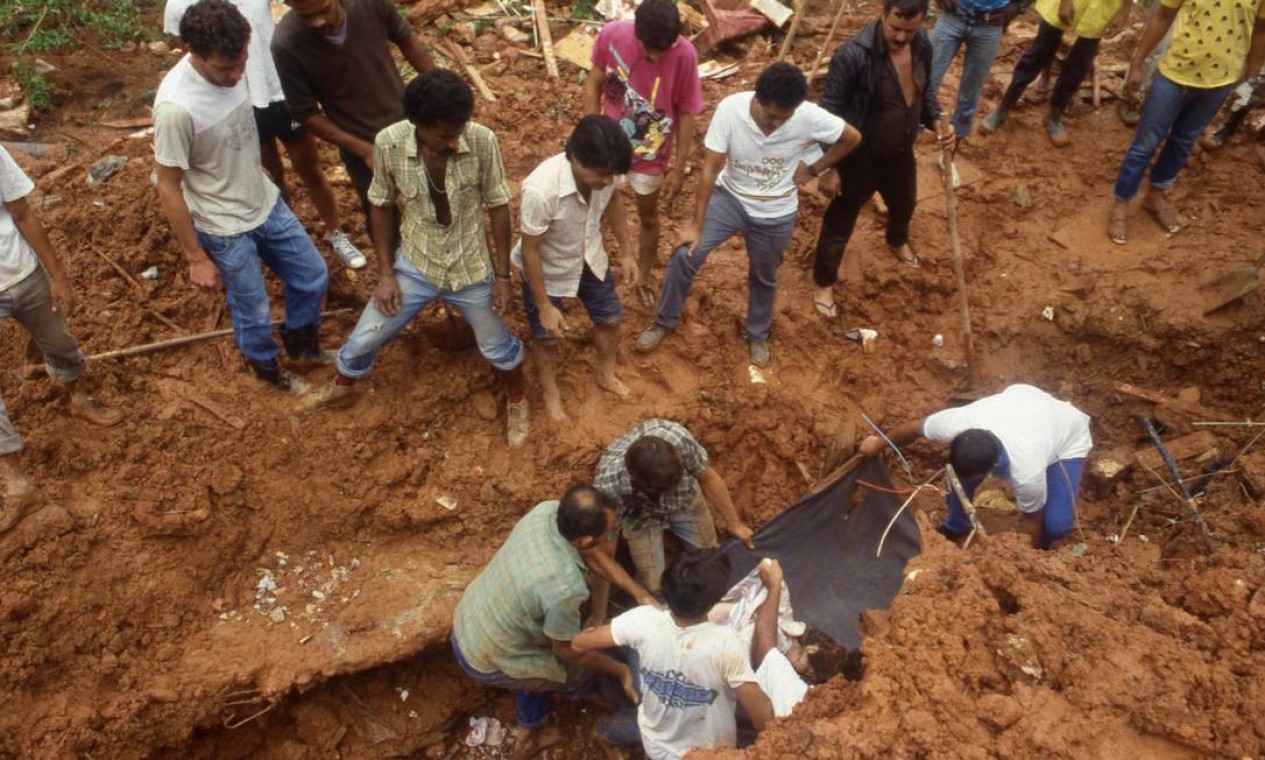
[{"xmin": 722, "ymin": 457, "xmax": 921, "ymax": 650}]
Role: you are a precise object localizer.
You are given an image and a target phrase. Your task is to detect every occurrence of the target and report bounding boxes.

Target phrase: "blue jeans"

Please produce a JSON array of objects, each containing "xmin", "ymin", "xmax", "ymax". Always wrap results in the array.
[
  {"xmin": 654, "ymin": 187, "xmax": 795, "ymax": 342},
  {"xmin": 944, "ymin": 458, "xmax": 1085, "ymax": 549},
  {"xmin": 930, "ymin": 12, "xmax": 1005, "ymax": 139},
  {"xmin": 336, "ymin": 256, "xmax": 524, "ymax": 378},
  {"xmin": 1112, "ymin": 74, "xmax": 1234, "ymax": 201},
  {"xmin": 195, "ymin": 199, "xmax": 329, "ymax": 366},
  {"xmin": 450, "ymin": 634, "xmax": 591, "ymax": 729},
  {"xmin": 520, "ymin": 263, "xmax": 623, "ymax": 341}
]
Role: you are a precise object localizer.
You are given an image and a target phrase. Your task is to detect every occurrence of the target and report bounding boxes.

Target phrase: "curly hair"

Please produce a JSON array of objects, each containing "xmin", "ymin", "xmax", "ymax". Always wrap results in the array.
[
  {"xmin": 635, "ymin": 0, "xmax": 682, "ymax": 52},
  {"xmin": 180, "ymin": 0, "xmax": 251, "ymax": 60},
  {"xmin": 754, "ymin": 61, "xmax": 808, "ymax": 111},
  {"xmin": 565, "ymin": 115, "xmax": 633, "ymax": 174},
  {"xmin": 799, "ymin": 627, "xmax": 851, "ymax": 685},
  {"xmin": 403, "ymin": 69, "xmax": 474, "ymax": 127}
]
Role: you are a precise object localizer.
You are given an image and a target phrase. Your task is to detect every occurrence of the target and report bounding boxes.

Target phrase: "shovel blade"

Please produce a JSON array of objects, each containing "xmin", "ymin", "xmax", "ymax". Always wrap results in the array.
[{"xmin": 1202, "ymin": 267, "xmax": 1261, "ymax": 314}]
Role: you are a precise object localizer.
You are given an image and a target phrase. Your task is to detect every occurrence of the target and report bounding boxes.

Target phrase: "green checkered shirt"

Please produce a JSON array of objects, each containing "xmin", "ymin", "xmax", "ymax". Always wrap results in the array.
[
  {"xmin": 367, "ymin": 119, "xmax": 512, "ymax": 291},
  {"xmin": 451, "ymin": 501, "xmax": 590, "ymax": 682}
]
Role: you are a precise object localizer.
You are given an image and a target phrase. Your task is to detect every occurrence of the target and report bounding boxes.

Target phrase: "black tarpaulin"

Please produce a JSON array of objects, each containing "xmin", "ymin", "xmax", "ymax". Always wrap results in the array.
[{"xmin": 722, "ymin": 457, "xmax": 921, "ymax": 650}]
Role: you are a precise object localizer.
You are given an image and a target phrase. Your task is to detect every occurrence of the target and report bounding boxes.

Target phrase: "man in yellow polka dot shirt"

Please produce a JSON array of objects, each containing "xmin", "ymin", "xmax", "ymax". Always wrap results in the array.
[{"xmin": 1107, "ymin": 0, "xmax": 1265, "ymax": 245}]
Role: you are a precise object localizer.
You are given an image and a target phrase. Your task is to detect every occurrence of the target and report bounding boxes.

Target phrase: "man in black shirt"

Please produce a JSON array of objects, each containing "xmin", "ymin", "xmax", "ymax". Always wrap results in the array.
[{"xmin": 809, "ymin": 0, "xmax": 953, "ymax": 318}]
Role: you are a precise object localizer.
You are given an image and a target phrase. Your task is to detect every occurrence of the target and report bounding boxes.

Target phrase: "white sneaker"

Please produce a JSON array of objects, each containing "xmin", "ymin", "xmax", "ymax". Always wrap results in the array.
[
  {"xmin": 327, "ymin": 230, "xmax": 368, "ymax": 269},
  {"xmin": 937, "ymin": 154, "xmax": 962, "ymax": 190},
  {"xmin": 506, "ymin": 399, "xmax": 529, "ymax": 447}
]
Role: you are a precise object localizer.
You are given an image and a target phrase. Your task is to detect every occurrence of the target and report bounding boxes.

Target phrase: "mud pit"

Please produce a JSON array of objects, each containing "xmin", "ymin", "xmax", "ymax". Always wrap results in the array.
[{"xmin": 2, "ymin": 2, "xmax": 1264, "ymax": 758}]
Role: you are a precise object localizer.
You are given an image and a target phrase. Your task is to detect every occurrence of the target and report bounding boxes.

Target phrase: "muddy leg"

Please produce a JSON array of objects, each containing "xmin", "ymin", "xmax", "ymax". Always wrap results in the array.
[{"xmin": 592, "ymin": 323, "xmax": 628, "ymax": 398}]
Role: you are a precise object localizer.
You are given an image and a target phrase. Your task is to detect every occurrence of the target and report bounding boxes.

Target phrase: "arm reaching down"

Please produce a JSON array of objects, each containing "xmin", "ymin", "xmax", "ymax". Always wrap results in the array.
[{"xmin": 751, "ymin": 559, "xmax": 784, "ymax": 669}]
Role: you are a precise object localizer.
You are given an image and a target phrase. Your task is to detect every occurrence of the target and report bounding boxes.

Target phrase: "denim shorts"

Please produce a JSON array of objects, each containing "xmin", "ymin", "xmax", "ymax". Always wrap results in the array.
[{"xmin": 520, "ymin": 263, "xmax": 623, "ymax": 340}]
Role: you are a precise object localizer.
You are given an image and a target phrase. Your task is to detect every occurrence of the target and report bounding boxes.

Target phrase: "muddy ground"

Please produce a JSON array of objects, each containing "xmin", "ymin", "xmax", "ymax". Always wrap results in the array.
[{"xmin": 1, "ymin": 0, "xmax": 1263, "ymax": 758}]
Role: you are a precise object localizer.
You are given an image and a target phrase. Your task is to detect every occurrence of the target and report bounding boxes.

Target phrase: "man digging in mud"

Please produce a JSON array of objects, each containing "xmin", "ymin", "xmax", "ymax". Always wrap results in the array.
[
  {"xmin": 859, "ymin": 384, "xmax": 1093, "ymax": 549},
  {"xmin": 592, "ymin": 419, "xmax": 756, "ymax": 599},
  {"xmin": 583, "ymin": 0, "xmax": 705, "ymax": 306},
  {"xmin": 514, "ymin": 116, "xmax": 636, "ymax": 422},
  {"xmin": 155, "ymin": 0, "xmax": 336, "ymax": 393},
  {"xmin": 452, "ymin": 485, "xmax": 638, "ymax": 759},
  {"xmin": 0, "ymin": 146, "xmax": 123, "ymax": 532},
  {"xmin": 810, "ymin": 0, "xmax": 952, "ymax": 319},
  {"xmin": 304, "ymin": 71, "xmax": 531, "ymax": 447},
  {"xmin": 635, "ymin": 62, "xmax": 860, "ymax": 367}
]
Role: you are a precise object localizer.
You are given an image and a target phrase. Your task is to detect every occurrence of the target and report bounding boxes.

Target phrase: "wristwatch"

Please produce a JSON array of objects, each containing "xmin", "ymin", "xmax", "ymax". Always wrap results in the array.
[{"xmin": 807, "ymin": 163, "xmax": 822, "ymax": 178}]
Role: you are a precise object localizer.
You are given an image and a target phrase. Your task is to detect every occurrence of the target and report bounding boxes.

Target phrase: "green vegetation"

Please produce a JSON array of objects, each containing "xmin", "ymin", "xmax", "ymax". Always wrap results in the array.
[
  {"xmin": 12, "ymin": 60, "xmax": 51, "ymax": 111},
  {"xmin": 2, "ymin": 0, "xmax": 153, "ymax": 53},
  {"xmin": 570, "ymin": 0, "xmax": 603, "ymax": 21}
]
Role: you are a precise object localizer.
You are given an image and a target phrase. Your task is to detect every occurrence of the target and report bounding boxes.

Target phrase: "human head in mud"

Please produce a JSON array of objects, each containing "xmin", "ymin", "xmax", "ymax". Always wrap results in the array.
[
  {"xmin": 557, "ymin": 483, "xmax": 617, "ymax": 550},
  {"xmin": 880, "ymin": 0, "xmax": 927, "ymax": 50},
  {"xmin": 403, "ymin": 69, "xmax": 474, "ymax": 157},
  {"xmin": 635, "ymin": 0, "xmax": 682, "ymax": 59},
  {"xmin": 787, "ymin": 627, "xmax": 855, "ymax": 685},
  {"xmin": 180, "ymin": 0, "xmax": 251, "ymax": 88},
  {"xmin": 625, "ymin": 435, "xmax": 685, "ymax": 496},
  {"xmin": 662, "ymin": 548, "xmax": 731, "ymax": 620},
  {"xmin": 565, "ymin": 115, "xmax": 633, "ymax": 193},
  {"xmin": 284, "ymin": 0, "xmax": 346, "ymax": 38},
  {"xmin": 949, "ymin": 429, "xmax": 1003, "ymax": 481},
  {"xmin": 752, "ymin": 62, "xmax": 809, "ymax": 133}
]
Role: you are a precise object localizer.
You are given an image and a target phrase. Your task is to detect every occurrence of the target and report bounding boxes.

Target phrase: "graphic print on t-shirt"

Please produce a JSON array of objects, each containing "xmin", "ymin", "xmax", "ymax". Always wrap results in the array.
[
  {"xmin": 729, "ymin": 155, "xmax": 787, "ymax": 196},
  {"xmin": 640, "ymin": 666, "xmax": 720, "ymax": 708},
  {"xmin": 602, "ymin": 44, "xmax": 673, "ymax": 163}
]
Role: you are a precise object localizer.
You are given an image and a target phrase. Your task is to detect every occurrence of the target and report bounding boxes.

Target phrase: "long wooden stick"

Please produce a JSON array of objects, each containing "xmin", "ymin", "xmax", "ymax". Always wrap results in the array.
[
  {"xmin": 533, "ymin": 0, "xmax": 559, "ymax": 78},
  {"xmin": 945, "ymin": 464, "xmax": 986, "ymax": 548},
  {"xmin": 809, "ymin": 0, "xmax": 848, "ymax": 78},
  {"xmin": 441, "ymin": 40, "xmax": 497, "ymax": 102},
  {"xmin": 941, "ymin": 134, "xmax": 976, "ymax": 372},
  {"xmin": 777, "ymin": 0, "xmax": 807, "ymax": 61},
  {"xmin": 86, "ymin": 247, "xmax": 184, "ymax": 333}
]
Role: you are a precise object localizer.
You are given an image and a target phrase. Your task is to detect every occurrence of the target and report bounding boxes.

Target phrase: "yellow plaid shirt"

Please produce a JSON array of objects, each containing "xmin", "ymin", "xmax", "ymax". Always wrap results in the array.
[{"xmin": 367, "ymin": 120, "xmax": 512, "ymax": 291}]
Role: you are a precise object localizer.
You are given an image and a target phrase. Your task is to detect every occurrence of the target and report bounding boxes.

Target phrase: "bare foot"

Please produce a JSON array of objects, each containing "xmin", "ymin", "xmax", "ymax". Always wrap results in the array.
[
  {"xmin": 513, "ymin": 725, "xmax": 564, "ymax": 760},
  {"xmin": 596, "ymin": 372, "xmax": 630, "ymax": 398},
  {"xmin": 542, "ymin": 387, "xmax": 570, "ymax": 422}
]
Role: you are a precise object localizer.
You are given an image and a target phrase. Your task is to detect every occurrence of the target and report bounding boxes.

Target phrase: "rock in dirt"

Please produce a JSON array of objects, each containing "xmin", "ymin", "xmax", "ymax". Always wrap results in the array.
[
  {"xmin": 1239, "ymin": 451, "xmax": 1265, "ymax": 498},
  {"xmin": 1087, "ymin": 448, "xmax": 1134, "ymax": 495},
  {"xmin": 87, "ymin": 155, "xmax": 128, "ymax": 186},
  {"xmin": 470, "ymin": 391, "xmax": 498, "ymax": 421},
  {"xmin": 976, "ymin": 693, "xmax": 1024, "ymax": 730},
  {"xmin": 500, "ymin": 25, "xmax": 530, "ymax": 44},
  {"xmin": 975, "ymin": 489, "xmax": 1016, "ymax": 512},
  {"xmin": 1012, "ymin": 185, "xmax": 1035, "ymax": 208}
]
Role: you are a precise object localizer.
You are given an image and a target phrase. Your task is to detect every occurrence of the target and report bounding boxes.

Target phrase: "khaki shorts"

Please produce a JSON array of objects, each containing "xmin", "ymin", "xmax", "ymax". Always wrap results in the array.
[{"xmin": 624, "ymin": 171, "xmax": 664, "ymax": 196}]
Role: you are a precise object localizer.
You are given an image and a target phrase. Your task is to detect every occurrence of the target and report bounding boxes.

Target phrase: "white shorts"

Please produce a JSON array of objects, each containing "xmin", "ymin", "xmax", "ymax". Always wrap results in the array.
[{"xmin": 623, "ymin": 171, "xmax": 664, "ymax": 196}]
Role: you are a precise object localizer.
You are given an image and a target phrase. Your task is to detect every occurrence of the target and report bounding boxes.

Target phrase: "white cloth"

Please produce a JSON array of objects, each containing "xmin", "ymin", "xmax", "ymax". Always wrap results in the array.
[
  {"xmin": 511, "ymin": 152, "xmax": 616, "ymax": 297},
  {"xmin": 0, "ymin": 146, "xmax": 38, "ymax": 292},
  {"xmin": 154, "ymin": 55, "xmax": 279, "ymax": 236},
  {"xmin": 163, "ymin": 0, "xmax": 285, "ymax": 108},
  {"xmin": 611, "ymin": 606, "xmax": 757, "ymax": 760},
  {"xmin": 703, "ymin": 91, "xmax": 845, "ymax": 219},
  {"xmin": 755, "ymin": 650, "xmax": 809, "ymax": 718},
  {"xmin": 922, "ymin": 384, "xmax": 1093, "ymax": 513},
  {"xmin": 707, "ymin": 564, "xmax": 805, "ymax": 653}
]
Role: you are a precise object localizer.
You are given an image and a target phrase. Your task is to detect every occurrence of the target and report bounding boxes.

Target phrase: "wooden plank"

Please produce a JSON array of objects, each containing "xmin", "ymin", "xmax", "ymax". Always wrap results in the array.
[
  {"xmin": 1115, "ymin": 383, "xmax": 1220, "ymax": 419},
  {"xmin": 1133, "ymin": 430, "xmax": 1218, "ymax": 472},
  {"xmin": 533, "ymin": 0, "xmax": 558, "ymax": 78}
]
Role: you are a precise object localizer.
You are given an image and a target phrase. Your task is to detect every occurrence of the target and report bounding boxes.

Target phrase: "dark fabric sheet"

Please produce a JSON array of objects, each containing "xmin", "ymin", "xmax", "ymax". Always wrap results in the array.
[{"xmin": 722, "ymin": 457, "xmax": 921, "ymax": 650}]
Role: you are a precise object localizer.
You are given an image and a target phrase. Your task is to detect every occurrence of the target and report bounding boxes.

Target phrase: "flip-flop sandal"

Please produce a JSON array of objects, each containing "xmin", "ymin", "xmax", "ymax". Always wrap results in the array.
[
  {"xmin": 1108, "ymin": 208, "xmax": 1128, "ymax": 245},
  {"xmin": 813, "ymin": 299, "xmax": 838, "ymax": 319},
  {"xmin": 634, "ymin": 284, "xmax": 656, "ymax": 308},
  {"xmin": 891, "ymin": 246, "xmax": 920, "ymax": 266},
  {"xmin": 1142, "ymin": 201, "xmax": 1181, "ymax": 234}
]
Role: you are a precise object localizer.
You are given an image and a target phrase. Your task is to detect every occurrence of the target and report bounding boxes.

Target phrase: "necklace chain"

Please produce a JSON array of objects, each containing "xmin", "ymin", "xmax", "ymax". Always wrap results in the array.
[{"xmin": 421, "ymin": 157, "xmax": 447, "ymax": 195}]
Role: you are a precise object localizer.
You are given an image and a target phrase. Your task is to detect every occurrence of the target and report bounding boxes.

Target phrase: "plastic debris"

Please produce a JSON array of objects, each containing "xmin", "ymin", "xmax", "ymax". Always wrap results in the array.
[
  {"xmin": 1041, "ymin": 306, "xmax": 1056, "ymax": 321},
  {"xmin": 141, "ymin": 266, "xmax": 159, "ymax": 280},
  {"xmin": 87, "ymin": 155, "xmax": 128, "ymax": 186},
  {"xmin": 465, "ymin": 716, "xmax": 506, "ymax": 747},
  {"xmin": 748, "ymin": 366, "xmax": 766, "ymax": 384},
  {"xmin": 932, "ymin": 334, "xmax": 944, "ymax": 347},
  {"xmin": 844, "ymin": 327, "xmax": 878, "ymax": 352}
]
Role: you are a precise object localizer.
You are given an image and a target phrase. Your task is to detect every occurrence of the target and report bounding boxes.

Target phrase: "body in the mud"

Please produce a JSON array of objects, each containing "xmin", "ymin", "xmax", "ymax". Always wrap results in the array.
[
  {"xmin": 514, "ymin": 116, "xmax": 636, "ymax": 423},
  {"xmin": 304, "ymin": 71, "xmax": 532, "ymax": 446},
  {"xmin": 859, "ymin": 384, "xmax": 1093, "ymax": 549},
  {"xmin": 154, "ymin": 0, "xmax": 335, "ymax": 392},
  {"xmin": 590, "ymin": 419, "xmax": 755, "ymax": 611},
  {"xmin": 452, "ymin": 485, "xmax": 638, "ymax": 760},
  {"xmin": 1108, "ymin": 0, "xmax": 1265, "ymax": 244},
  {"xmin": 575, "ymin": 549, "xmax": 776, "ymax": 759},
  {"xmin": 583, "ymin": 0, "xmax": 705, "ymax": 308},
  {"xmin": 272, "ymin": 0, "xmax": 436, "ymax": 245},
  {"xmin": 0, "ymin": 147, "xmax": 123, "ymax": 532},
  {"xmin": 635, "ymin": 62, "xmax": 861, "ymax": 367},
  {"xmin": 811, "ymin": 0, "xmax": 952, "ymax": 318}
]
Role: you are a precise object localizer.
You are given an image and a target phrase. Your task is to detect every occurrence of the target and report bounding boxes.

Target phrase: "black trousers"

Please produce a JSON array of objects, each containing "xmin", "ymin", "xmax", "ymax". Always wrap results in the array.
[
  {"xmin": 1002, "ymin": 20, "xmax": 1100, "ymax": 114},
  {"xmin": 339, "ymin": 146, "xmax": 401, "ymax": 250},
  {"xmin": 812, "ymin": 146, "xmax": 917, "ymax": 288}
]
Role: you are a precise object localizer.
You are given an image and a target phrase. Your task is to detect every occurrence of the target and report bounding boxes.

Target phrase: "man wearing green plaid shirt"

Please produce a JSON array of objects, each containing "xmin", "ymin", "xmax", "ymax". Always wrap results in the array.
[{"xmin": 305, "ymin": 70, "xmax": 530, "ymax": 446}]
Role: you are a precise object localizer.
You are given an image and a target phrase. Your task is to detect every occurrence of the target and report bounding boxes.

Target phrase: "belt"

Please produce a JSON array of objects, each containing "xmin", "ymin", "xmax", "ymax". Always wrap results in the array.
[{"xmin": 940, "ymin": 0, "xmax": 1011, "ymax": 24}]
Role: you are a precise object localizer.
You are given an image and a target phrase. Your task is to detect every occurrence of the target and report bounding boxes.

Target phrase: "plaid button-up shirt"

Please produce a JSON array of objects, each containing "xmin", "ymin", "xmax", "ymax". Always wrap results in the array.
[
  {"xmin": 368, "ymin": 119, "xmax": 512, "ymax": 291},
  {"xmin": 451, "ymin": 501, "xmax": 590, "ymax": 682},
  {"xmin": 594, "ymin": 419, "xmax": 709, "ymax": 533}
]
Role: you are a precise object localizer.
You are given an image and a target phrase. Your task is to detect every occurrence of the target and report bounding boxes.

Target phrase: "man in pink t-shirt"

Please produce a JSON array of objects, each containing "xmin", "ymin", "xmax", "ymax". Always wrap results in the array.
[{"xmin": 583, "ymin": 0, "xmax": 705, "ymax": 305}]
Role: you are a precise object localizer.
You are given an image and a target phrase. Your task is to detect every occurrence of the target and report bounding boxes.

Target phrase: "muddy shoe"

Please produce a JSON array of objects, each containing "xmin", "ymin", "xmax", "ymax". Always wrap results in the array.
[
  {"xmin": 1046, "ymin": 115, "xmax": 1071, "ymax": 148},
  {"xmin": 1117, "ymin": 98, "xmax": 1141, "ymax": 127},
  {"xmin": 635, "ymin": 324, "xmax": 671, "ymax": 353},
  {"xmin": 301, "ymin": 381, "xmax": 356, "ymax": 411},
  {"xmin": 749, "ymin": 340, "xmax": 771, "ymax": 367},
  {"xmin": 980, "ymin": 107, "xmax": 1009, "ymax": 134},
  {"xmin": 282, "ymin": 325, "xmax": 338, "ymax": 370},
  {"xmin": 507, "ymin": 399, "xmax": 529, "ymax": 447},
  {"xmin": 327, "ymin": 230, "xmax": 368, "ymax": 270},
  {"xmin": 69, "ymin": 395, "xmax": 124, "ymax": 427},
  {"xmin": 247, "ymin": 360, "xmax": 305, "ymax": 393}
]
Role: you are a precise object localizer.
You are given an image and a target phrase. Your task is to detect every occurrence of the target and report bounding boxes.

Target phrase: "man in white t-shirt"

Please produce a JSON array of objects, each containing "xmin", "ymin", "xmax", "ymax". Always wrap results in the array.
[
  {"xmin": 155, "ymin": 0, "xmax": 333, "ymax": 392},
  {"xmin": 514, "ymin": 116, "xmax": 635, "ymax": 422},
  {"xmin": 163, "ymin": 0, "xmax": 367, "ymax": 269},
  {"xmin": 574, "ymin": 549, "xmax": 775, "ymax": 759},
  {"xmin": 635, "ymin": 61, "xmax": 861, "ymax": 367},
  {"xmin": 0, "ymin": 146, "xmax": 123, "ymax": 532},
  {"xmin": 859, "ymin": 384, "xmax": 1094, "ymax": 548}
]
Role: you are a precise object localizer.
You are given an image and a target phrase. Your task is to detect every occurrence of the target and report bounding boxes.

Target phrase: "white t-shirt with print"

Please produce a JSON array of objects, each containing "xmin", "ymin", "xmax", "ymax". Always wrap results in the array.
[
  {"xmin": 0, "ymin": 146, "xmax": 39, "ymax": 292},
  {"xmin": 163, "ymin": 0, "xmax": 285, "ymax": 109},
  {"xmin": 704, "ymin": 91, "xmax": 845, "ymax": 219},
  {"xmin": 611, "ymin": 605, "xmax": 758, "ymax": 760},
  {"xmin": 755, "ymin": 649, "xmax": 809, "ymax": 718},
  {"xmin": 922, "ymin": 384, "xmax": 1093, "ymax": 513},
  {"xmin": 154, "ymin": 55, "xmax": 279, "ymax": 237}
]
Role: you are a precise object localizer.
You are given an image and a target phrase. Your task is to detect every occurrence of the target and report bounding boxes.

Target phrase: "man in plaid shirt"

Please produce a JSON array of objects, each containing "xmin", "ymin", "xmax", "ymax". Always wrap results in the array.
[{"xmin": 592, "ymin": 419, "xmax": 755, "ymax": 598}]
